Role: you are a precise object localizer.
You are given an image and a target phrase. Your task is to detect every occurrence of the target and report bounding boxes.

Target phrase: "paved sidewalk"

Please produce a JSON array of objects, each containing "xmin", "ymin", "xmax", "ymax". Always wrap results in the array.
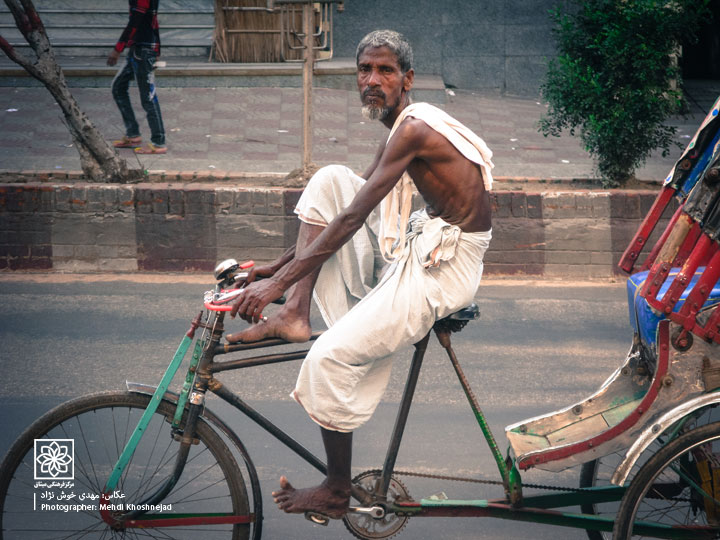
[{"xmin": 0, "ymin": 80, "xmax": 718, "ymax": 184}]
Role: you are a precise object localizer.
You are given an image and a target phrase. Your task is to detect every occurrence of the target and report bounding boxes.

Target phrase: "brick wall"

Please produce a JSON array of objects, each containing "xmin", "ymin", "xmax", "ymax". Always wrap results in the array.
[
  {"xmin": 0, "ymin": 182, "xmax": 673, "ymax": 278},
  {"xmin": 487, "ymin": 190, "xmax": 675, "ymax": 278}
]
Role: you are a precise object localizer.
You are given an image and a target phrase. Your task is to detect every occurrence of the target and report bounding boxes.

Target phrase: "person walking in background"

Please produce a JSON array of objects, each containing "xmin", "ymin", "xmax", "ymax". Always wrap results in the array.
[{"xmin": 108, "ymin": 0, "xmax": 167, "ymax": 155}]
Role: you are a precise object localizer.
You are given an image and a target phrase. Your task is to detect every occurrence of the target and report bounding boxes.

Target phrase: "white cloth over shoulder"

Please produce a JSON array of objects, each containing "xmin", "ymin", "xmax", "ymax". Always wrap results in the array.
[
  {"xmin": 379, "ymin": 102, "xmax": 494, "ymax": 262},
  {"xmin": 292, "ymin": 165, "xmax": 492, "ymax": 432}
]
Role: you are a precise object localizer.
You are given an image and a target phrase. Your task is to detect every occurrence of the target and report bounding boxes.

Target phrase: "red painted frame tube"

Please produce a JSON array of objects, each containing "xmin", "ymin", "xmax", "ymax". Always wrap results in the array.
[
  {"xmin": 671, "ymin": 221, "xmax": 703, "ymax": 268},
  {"xmin": 640, "ymin": 260, "xmax": 673, "ymax": 308},
  {"xmin": 125, "ymin": 514, "xmax": 254, "ymax": 528},
  {"xmin": 698, "ymin": 303, "xmax": 720, "ymax": 343},
  {"xmin": 100, "ymin": 492, "xmax": 253, "ymax": 529},
  {"xmin": 639, "ymin": 213, "xmax": 695, "ymax": 301},
  {"xmin": 646, "ymin": 234, "xmax": 717, "ymax": 316},
  {"xmin": 619, "ymin": 187, "xmax": 676, "ymax": 274},
  {"xmin": 640, "ymin": 204, "xmax": 684, "ymax": 272},
  {"xmin": 671, "ymin": 247, "xmax": 720, "ymax": 332}
]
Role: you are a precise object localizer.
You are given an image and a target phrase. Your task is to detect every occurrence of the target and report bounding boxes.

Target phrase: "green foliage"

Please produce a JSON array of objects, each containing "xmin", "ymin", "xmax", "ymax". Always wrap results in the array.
[{"xmin": 539, "ymin": 0, "xmax": 709, "ymax": 187}]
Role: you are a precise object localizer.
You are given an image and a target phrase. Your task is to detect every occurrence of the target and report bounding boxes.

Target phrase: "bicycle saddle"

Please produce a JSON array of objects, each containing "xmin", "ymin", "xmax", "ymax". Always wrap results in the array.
[{"xmin": 447, "ymin": 303, "xmax": 480, "ymax": 321}]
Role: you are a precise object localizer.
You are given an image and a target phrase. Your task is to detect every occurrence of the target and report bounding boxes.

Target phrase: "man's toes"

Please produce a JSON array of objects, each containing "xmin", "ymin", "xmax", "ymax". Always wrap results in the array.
[
  {"xmin": 225, "ymin": 332, "xmax": 242, "ymax": 343},
  {"xmin": 227, "ymin": 323, "xmax": 267, "ymax": 344},
  {"xmin": 279, "ymin": 475, "xmax": 294, "ymax": 491}
]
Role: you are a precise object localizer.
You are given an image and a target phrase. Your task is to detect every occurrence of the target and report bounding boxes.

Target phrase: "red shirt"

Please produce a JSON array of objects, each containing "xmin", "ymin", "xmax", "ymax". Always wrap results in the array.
[{"xmin": 115, "ymin": 0, "xmax": 160, "ymax": 54}]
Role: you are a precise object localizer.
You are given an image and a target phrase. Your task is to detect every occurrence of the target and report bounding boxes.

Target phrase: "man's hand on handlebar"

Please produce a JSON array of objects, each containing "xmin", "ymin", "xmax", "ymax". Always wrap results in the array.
[
  {"xmin": 230, "ymin": 277, "xmax": 285, "ymax": 324},
  {"xmin": 235, "ymin": 264, "xmax": 276, "ymax": 288}
]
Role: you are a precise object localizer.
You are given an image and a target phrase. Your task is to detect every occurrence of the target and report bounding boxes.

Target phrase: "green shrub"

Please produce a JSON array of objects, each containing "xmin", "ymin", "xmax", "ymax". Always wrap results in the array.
[{"xmin": 539, "ymin": 0, "xmax": 709, "ymax": 187}]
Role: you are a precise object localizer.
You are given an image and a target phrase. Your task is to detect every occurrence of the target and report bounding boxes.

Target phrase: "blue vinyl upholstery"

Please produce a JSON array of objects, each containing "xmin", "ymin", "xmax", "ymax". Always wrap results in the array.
[{"xmin": 627, "ymin": 267, "xmax": 720, "ymax": 347}]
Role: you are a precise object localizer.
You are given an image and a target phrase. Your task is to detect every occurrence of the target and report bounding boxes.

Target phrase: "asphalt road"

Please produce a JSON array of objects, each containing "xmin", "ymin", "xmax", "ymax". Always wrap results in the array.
[{"xmin": 0, "ymin": 275, "xmax": 632, "ymax": 539}]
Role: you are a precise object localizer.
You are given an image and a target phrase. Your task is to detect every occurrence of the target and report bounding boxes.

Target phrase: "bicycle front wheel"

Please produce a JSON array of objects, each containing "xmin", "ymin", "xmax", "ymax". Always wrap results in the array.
[
  {"xmin": 0, "ymin": 391, "xmax": 251, "ymax": 540},
  {"xmin": 613, "ymin": 421, "xmax": 720, "ymax": 539}
]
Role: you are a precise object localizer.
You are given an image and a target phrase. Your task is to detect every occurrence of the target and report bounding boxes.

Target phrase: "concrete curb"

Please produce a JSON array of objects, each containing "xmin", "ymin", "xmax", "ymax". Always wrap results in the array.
[
  {"xmin": 0, "ymin": 169, "xmax": 663, "ymax": 190},
  {"xmin": 0, "ymin": 179, "xmax": 671, "ymax": 278}
]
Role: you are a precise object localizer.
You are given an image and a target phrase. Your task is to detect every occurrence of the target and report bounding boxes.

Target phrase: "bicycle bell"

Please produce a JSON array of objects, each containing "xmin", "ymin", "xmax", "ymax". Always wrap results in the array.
[{"xmin": 214, "ymin": 258, "xmax": 239, "ymax": 282}]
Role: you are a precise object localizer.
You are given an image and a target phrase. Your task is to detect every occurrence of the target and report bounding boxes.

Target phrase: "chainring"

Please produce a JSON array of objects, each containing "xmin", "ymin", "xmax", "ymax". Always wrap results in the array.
[{"xmin": 343, "ymin": 469, "xmax": 412, "ymax": 540}]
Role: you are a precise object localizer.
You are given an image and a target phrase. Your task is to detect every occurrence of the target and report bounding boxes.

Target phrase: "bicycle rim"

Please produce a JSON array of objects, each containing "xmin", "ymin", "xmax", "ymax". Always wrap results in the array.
[
  {"xmin": 0, "ymin": 391, "xmax": 250, "ymax": 540},
  {"xmin": 581, "ymin": 404, "xmax": 720, "ymax": 540},
  {"xmin": 614, "ymin": 421, "xmax": 720, "ymax": 539}
]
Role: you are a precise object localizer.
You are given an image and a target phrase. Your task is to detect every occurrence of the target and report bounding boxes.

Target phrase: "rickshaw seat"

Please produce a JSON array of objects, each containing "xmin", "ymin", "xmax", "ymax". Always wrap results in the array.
[{"xmin": 626, "ymin": 267, "xmax": 720, "ymax": 347}]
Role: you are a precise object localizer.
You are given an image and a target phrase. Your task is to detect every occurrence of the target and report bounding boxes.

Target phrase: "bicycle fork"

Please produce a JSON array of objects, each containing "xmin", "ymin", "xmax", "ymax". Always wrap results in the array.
[{"xmin": 99, "ymin": 311, "xmax": 249, "ymax": 529}]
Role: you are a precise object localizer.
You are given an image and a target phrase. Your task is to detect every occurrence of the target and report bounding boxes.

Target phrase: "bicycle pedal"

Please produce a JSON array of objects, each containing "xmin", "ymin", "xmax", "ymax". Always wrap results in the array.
[{"xmin": 304, "ymin": 511, "xmax": 330, "ymax": 525}]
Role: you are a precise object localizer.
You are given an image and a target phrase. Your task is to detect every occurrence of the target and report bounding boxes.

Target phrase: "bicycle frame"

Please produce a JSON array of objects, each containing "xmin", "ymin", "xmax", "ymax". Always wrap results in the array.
[
  {"xmin": 93, "ymin": 265, "xmax": 720, "ymax": 540},
  {"xmin": 100, "ymin": 304, "xmax": 655, "ymax": 537}
]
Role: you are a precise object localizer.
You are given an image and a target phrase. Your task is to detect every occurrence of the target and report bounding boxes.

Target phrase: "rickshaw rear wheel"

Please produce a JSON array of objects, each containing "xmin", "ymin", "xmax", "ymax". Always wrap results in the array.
[{"xmin": 613, "ymin": 421, "xmax": 720, "ymax": 539}]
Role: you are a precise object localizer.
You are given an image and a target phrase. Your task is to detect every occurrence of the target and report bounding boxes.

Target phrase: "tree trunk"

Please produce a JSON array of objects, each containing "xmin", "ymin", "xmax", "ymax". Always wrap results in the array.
[{"xmin": 0, "ymin": 0, "xmax": 142, "ymax": 182}]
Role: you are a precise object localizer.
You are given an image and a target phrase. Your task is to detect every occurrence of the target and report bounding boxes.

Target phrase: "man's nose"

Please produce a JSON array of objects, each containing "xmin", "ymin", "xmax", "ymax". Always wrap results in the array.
[{"xmin": 366, "ymin": 69, "xmax": 381, "ymax": 86}]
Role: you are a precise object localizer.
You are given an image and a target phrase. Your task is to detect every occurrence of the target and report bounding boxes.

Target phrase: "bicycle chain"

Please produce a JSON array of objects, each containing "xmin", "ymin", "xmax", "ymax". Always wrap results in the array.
[{"xmin": 393, "ymin": 469, "xmax": 590, "ymax": 493}]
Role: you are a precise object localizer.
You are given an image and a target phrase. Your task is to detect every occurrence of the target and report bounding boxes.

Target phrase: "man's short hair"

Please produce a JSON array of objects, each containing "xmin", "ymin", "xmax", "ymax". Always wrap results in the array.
[{"xmin": 356, "ymin": 30, "xmax": 413, "ymax": 74}]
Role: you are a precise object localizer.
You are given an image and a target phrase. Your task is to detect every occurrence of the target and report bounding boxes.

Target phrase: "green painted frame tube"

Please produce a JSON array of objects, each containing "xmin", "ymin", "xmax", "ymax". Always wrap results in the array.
[
  {"xmin": 403, "ymin": 498, "xmax": 703, "ymax": 539},
  {"xmin": 441, "ymin": 335, "xmax": 509, "ymax": 481},
  {"xmin": 103, "ymin": 333, "xmax": 194, "ymax": 493},
  {"xmin": 173, "ymin": 339, "xmax": 204, "ymax": 428}
]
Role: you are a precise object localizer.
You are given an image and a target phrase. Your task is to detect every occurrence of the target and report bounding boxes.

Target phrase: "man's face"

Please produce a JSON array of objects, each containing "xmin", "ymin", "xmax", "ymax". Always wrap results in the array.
[{"xmin": 357, "ymin": 46, "xmax": 412, "ymax": 121}]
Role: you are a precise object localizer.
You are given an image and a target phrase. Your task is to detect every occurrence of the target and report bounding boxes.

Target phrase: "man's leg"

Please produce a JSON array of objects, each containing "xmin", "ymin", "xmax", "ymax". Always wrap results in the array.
[
  {"xmin": 111, "ymin": 57, "xmax": 141, "ymax": 139},
  {"xmin": 272, "ymin": 427, "xmax": 352, "ymax": 517},
  {"xmin": 228, "ymin": 164, "xmax": 378, "ymax": 343},
  {"xmin": 227, "ymin": 220, "xmax": 323, "ymax": 343},
  {"xmin": 134, "ymin": 48, "xmax": 166, "ymax": 147}
]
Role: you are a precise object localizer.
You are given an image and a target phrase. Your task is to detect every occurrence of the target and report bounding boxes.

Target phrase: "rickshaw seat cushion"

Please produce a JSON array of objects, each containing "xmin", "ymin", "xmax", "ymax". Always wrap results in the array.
[{"xmin": 627, "ymin": 267, "xmax": 720, "ymax": 346}]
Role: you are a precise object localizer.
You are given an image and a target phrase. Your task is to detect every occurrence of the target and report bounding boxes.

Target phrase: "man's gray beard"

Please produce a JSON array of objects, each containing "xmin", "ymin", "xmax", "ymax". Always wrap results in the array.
[{"xmin": 361, "ymin": 104, "xmax": 389, "ymax": 121}]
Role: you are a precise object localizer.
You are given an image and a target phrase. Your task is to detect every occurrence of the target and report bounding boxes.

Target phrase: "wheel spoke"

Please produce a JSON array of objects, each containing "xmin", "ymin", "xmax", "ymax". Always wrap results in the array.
[
  {"xmin": 614, "ymin": 421, "xmax": 720, "ymax": 538},
  {"xmin": 0, "ymin": 392, "xmax": 251, "ymax": 539}
]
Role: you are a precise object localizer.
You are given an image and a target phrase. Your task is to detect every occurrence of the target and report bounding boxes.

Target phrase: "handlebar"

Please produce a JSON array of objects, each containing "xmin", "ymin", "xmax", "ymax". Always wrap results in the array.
[{"xmin": 206, "ymin": 259, "xmax": 286, "ymax": 313}]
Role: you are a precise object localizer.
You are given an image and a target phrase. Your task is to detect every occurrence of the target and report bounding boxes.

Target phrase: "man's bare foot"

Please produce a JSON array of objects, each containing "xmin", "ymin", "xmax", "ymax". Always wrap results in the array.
[
  {"xmin": 227, "ymin": 310, "xmax": 311, "ymax": 343},
  {"xmin": 271, "ymin": 476, "xmax": 350, "ymax": 518}
]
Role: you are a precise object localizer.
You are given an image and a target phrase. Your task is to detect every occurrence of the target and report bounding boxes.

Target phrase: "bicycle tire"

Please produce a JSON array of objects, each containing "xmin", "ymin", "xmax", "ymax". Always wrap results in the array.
[
  {"xmin": 580, "ymin": 404, "xmax": 720, "ymax": 540},
  {"xmin": 0, "ymin": 391, "xmax": 251, "ymax": 540},
  {"xmin": 613, "ymin": 421, "xmax": 720, "ymax": 539}
]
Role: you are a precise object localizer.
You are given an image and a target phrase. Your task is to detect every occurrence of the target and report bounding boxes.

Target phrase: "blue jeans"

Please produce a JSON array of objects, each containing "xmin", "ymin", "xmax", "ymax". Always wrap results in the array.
[{"xmin": 111, "ymin": 46, "xmax": 166, "ymax": 146}]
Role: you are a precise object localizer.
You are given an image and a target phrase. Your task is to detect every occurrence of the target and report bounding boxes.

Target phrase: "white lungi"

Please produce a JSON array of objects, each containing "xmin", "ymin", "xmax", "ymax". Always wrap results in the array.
[{"xmin": 292, "ymin": 165, "xmax": 491, "ymax": 432}]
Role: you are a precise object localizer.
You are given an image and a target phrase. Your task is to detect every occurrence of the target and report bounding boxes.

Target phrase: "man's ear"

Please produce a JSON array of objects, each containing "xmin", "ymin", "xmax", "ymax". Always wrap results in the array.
[{"xmin": 402, "ymin": 69, "xmax": 414, "ymax": 93}]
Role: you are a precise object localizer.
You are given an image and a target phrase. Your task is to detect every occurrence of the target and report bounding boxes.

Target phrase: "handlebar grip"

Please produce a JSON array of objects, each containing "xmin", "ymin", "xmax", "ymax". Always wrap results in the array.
[{"xmin": 230, "ymin": 273, "xmax": 285, "ymax": 305}]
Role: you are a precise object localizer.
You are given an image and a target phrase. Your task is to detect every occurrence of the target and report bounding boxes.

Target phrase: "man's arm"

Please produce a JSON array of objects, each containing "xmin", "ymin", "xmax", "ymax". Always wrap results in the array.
[
  {"xmin": 239, "ymin": 245, "xmax": 296, "ymax": 286},
  {"xmin": 231, "ymin": 119, "xmax": 427, "ymax": 322},
  {"xmin": 361, "ymin": 138, "xmax": 387, "ymax": 180},
  {"xmin": 253, "ymin": 134, "xmax": 382, "ymax": 281},
  {"xmin": 248, "ymin": 135, "xmax": 386, "ymax": 281},
  {"xmin": 107, "ymin": 1, "xmax": 149, "ymax": 65}
]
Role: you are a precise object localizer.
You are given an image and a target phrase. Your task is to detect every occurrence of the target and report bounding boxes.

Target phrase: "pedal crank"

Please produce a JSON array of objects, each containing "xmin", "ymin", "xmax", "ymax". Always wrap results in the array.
[
  {"xmin": 343, "ymin": 469, "xmax": 411, "ymax": 540},
  {"xmin": 348, "ymin": 505, "xmax": 386, "ymax": 519}
]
